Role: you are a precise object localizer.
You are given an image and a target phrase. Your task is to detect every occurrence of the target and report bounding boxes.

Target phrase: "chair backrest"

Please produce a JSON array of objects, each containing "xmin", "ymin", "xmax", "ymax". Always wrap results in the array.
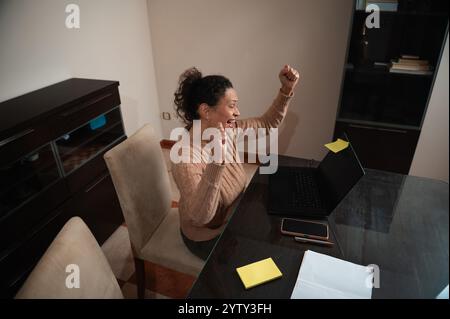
[
  {"xmin": 103, "ymin": 124, "xmax": 172, "ymax": 253},
  {"xmin": 15, "ymin": 217, "xmax": 123, "ymax": 299}
]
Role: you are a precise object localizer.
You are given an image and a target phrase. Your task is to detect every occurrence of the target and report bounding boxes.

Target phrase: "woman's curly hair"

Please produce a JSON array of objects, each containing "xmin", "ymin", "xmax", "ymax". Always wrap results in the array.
[{"xmin": 174, "ymin": 67, "xmax": 233, "ymax": 129}]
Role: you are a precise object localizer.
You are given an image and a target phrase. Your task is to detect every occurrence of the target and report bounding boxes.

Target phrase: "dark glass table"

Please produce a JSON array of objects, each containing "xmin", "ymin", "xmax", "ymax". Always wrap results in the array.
[{"xmin": 188, "ymin": 156, "xmax": 449, "ymax": 299}]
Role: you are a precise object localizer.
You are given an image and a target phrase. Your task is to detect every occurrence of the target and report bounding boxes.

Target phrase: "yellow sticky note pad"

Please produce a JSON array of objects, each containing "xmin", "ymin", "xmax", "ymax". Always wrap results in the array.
[
  {"xmin": 236, "ymin": 258, "xmax": 283, "ymax": 289},
  {"xmin": 324, "ymin": 138, "xmax": 349, "ymax": 153}
]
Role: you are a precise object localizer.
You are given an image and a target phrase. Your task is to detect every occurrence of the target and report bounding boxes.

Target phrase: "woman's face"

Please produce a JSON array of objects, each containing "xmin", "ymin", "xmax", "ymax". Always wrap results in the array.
[{"xmin": 208, "ymin": 88, "xmax": 240, "ymax": 128}]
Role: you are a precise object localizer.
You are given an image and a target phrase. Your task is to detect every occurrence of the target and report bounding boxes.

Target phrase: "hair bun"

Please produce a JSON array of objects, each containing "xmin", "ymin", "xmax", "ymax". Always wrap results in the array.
[{"xmin": 178, "ymin": 67, "xmax": 202, "ymax": 87}]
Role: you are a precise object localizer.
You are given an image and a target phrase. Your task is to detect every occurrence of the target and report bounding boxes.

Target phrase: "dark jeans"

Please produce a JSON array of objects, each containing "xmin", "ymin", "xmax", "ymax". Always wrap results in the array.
[{"xmin": 180, "ymin": 230, "xmax": 218, "ymax": 261}]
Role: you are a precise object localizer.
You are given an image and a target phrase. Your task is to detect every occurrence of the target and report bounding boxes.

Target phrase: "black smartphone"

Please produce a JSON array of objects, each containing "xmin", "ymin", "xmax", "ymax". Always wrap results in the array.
[{"xmin": 280, "ymin": 218, "xmax": 329, "ymax": 240}]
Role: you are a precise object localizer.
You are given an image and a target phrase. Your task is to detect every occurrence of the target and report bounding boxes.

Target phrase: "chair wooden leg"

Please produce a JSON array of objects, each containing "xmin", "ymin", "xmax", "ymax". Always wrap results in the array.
[{"xmin": 134, "ymin": 257, "xmax": 145, "ymax": 299}]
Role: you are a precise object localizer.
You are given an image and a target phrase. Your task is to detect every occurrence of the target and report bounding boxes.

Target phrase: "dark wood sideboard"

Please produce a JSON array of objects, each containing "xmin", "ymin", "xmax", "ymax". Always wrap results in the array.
[{"xmin": 0, "ymin": 78, "xmax": 125, "ymax": 297}]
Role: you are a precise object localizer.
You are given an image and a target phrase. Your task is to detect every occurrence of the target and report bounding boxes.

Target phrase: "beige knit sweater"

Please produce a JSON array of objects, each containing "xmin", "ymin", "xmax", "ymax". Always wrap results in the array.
[{"xmin": 171, "ymin": 90, "xmax": 292, "ymax": 241}]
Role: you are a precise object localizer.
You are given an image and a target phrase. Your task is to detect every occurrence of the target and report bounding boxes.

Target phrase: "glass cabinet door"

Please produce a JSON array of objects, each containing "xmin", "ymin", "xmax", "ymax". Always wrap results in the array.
[
  {"xmin": 55, "ymin": 106, "xmax": 125, "ymax": 175},
  {"xmin": 0, "ymin": 144, "xmax": 61, "ymax": 218}
]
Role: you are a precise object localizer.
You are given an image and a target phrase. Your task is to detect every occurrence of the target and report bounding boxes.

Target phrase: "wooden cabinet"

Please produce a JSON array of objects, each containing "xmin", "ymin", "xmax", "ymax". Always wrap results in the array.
[
  {"xmin": 334, "ymin": 1, "xmax": 448, "ymax": 174},
  {"xmin": 0, "ymin": 78, "xmax": 125, "ymax": 297},
  {"xmin": 334, "ymin": 121, "xmax": 420, "ymax": 174}
]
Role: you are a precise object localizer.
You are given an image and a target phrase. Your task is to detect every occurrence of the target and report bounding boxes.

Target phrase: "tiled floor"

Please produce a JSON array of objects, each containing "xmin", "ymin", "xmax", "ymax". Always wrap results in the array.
[{"xmin": 101, "ymin": 148, "xmax": 259, "ymax": 299}]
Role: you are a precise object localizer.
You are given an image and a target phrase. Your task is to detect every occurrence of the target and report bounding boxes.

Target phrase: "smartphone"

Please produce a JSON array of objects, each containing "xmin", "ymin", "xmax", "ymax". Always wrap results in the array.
[
  {"xmin": 280, "ymin": 218, "xmax": 329, "ymax": 241},
  {"xmin": 294, "ymin": 236, "xmax": 333, "ymax": 246}
]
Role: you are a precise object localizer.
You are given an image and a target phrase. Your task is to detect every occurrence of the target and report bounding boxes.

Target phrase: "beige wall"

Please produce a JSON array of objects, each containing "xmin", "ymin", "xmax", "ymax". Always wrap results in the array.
[
  {"xmin": 0, "ymin": 0, "xmax": 162, "ymax": 138},
  {"xmin": 3, "ymin": 0, "xmax": 446, "ymax": 177},
  {"xmin": 409, "ymin": 34, "xmax": 449, "ymax": 182},
  {"xmin": 147, "ymin": 0, "xmax": 353, "ymax": 160}
]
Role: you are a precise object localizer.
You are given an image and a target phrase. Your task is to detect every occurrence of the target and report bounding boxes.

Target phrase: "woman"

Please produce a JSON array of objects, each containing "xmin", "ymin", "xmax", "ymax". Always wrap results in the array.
[{"xmin": 172, "ymin": 65, "xmax": 300, "ymax": 260}]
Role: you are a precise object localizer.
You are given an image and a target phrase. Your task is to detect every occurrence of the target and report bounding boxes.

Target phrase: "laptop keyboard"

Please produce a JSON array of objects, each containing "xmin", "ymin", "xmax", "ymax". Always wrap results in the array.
[{"xmin": 291, "ymin": 171, "xmax": 323, "ymax": 209}]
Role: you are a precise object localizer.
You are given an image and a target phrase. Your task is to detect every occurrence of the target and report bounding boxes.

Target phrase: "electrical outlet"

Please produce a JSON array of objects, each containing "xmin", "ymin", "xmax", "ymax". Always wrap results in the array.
[{"xmin": 162, "ymin": 112, "xmax": 171, "ymax": 120}]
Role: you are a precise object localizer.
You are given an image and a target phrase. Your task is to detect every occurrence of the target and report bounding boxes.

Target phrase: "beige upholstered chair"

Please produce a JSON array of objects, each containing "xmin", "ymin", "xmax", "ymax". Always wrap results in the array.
[
  {"xmin": 103, "ymin": 124, "xmax": 204, "ymax": 299},
  {"xmin": 15, "ymin": 217, "xmax": 123, "ymax": 299}
]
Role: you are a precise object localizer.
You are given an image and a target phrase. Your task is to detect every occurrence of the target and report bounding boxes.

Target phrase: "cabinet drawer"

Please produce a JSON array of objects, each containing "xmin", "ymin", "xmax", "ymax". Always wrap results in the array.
[
  {"xmin": 53, "ymin": 88, "xmax": 121, "ymax": 137},
  {"xmin": 0, "ymin": 178, "xmax": 69, "ymax": 253},
  {"xmin": 0, "ymin": 204, "xmax": 77, "ymax": 298},
  {"xmin": 0, "ymin": 123, "xmax": 52, "ymax": 166},
  {"xmin": 70, "ymin": 173, "xmax": 123, "ymax": 245},
  {"xmin": 0, "ymin": 143, "xmax": 64, "ymax": 223},
  {"xmin": 0, "ymin": 173, "xmax": 123, "ymax": 297},
  {"xmin": 334, "ymin": 122, "xmax": 420, "ymax": 174}
]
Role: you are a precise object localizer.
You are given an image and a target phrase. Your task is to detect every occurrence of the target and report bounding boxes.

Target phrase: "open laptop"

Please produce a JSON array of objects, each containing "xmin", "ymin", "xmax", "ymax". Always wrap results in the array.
[{"xmin": 268, "ymin": 134, "xmax": 365, "ymax": 218}]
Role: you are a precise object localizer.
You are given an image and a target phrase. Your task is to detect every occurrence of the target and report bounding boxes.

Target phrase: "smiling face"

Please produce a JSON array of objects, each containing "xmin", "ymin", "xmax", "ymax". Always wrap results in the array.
[{"xmin": 208, "ymin": 88, "xmax": 240, "ymax": 128}]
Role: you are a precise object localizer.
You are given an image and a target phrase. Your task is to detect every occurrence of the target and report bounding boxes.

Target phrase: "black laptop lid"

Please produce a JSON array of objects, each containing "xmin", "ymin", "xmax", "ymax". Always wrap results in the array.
[{"xmin": 318, "ymin": 135, "xmax": 365, "ymax": 212}]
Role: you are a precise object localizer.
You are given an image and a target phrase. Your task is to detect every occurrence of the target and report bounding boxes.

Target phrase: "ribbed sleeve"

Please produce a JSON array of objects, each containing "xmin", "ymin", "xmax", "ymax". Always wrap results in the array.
[{"xmin": 237, "ymin": 90, "xmax": 293, "ymax": 130}]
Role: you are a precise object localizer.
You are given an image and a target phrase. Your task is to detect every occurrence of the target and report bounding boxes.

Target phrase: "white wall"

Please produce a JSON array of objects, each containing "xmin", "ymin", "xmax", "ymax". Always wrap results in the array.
[
  {"xmin": 409, "ymin": 34, "xmax": 449, "ymax": 182},
  {"xmin": 0, "ymin": 0, "xmax": 162, "ymax": 138},
  {"xmin": 147, "ymin": 0, "xmax": 353, "ymax": 160}
]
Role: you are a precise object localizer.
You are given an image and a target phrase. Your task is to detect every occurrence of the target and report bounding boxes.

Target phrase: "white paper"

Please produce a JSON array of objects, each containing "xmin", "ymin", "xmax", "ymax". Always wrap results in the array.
[
  {"xmin": 436, "ymin": 284, "xmax": 449, "ymax": 299},
  {"xmin": 291, "ymin": 250, "xmax": 373, "ymax": 299}
]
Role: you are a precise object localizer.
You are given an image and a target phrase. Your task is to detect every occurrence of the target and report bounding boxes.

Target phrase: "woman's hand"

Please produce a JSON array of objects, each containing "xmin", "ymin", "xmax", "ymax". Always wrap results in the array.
[{"xmin": 279, "ymin": 65, "xmax": 300, "ymax": 95}]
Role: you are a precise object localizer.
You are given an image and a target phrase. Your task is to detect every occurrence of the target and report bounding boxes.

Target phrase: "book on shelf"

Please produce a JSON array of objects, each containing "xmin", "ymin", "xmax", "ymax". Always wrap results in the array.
[
  {"xmin": 401, "ymin": 54, "xmax": 420, "ymax": 60},
  {"xmin": 389, "ymin": 55, "xmax": 433, "ymax": 75},
  {"xmin": 389, "ymin": 69, "xmax": 433, "ymax": 75},
  {"xmin": 391, "ymin": 63, "xmax": 431, "ymax": 71},
  {"xmin": 397, "ymin": 58, "xmax": 429, "ymax": 66}
]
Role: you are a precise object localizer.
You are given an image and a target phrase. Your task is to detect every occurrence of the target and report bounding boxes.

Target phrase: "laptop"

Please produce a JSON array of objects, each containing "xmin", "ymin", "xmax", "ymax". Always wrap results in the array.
[{"xmin": 268, "ymin": 134, "xmax": 365, "ymax": 218}]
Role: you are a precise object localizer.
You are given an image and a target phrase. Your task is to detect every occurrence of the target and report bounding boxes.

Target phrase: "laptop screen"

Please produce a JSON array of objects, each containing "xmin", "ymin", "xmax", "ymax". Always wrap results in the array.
[{"xmin": 318, "ymin": 136, "xmax": 365, "ymax": 212}]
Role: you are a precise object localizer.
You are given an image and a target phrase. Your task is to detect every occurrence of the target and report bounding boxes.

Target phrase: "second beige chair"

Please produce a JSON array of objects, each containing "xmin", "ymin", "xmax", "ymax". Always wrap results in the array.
[
  {"xmin": 103, "ymin": 124, "xmax": 204, "ymax": 298},
  {"xmin": 15, "ymin": 217, "xmax": 123, "ymax": 299}
]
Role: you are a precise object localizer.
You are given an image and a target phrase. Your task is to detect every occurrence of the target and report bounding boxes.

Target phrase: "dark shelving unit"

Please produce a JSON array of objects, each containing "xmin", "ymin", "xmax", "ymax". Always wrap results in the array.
[{"xmin": 334, "ymin": 0, "xmax": 448, "ymax": 174}]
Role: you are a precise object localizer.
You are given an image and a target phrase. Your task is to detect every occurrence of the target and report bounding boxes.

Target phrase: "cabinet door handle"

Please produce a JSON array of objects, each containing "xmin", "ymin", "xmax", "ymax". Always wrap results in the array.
[
  {"xmin": 60, "ymin": 93, "xmax": 113, "ymax": 117},
  {"xmin": 85, "ymin": 174, "xmax": 108, "ymax": 193},
  {"xmin": 349, "ymin": 124, "xmax": 407, "ymax": 134},
  {"xmin": 376, "ymin": 127, "xmax": 407, "ymax": 134},
  {"xmin": 0, "ymin": 128, "xmax": 35, "ymax": 148},
  {"xmin": 349, "ymin": 124, "xmax": 377, "ymax": 130}
]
